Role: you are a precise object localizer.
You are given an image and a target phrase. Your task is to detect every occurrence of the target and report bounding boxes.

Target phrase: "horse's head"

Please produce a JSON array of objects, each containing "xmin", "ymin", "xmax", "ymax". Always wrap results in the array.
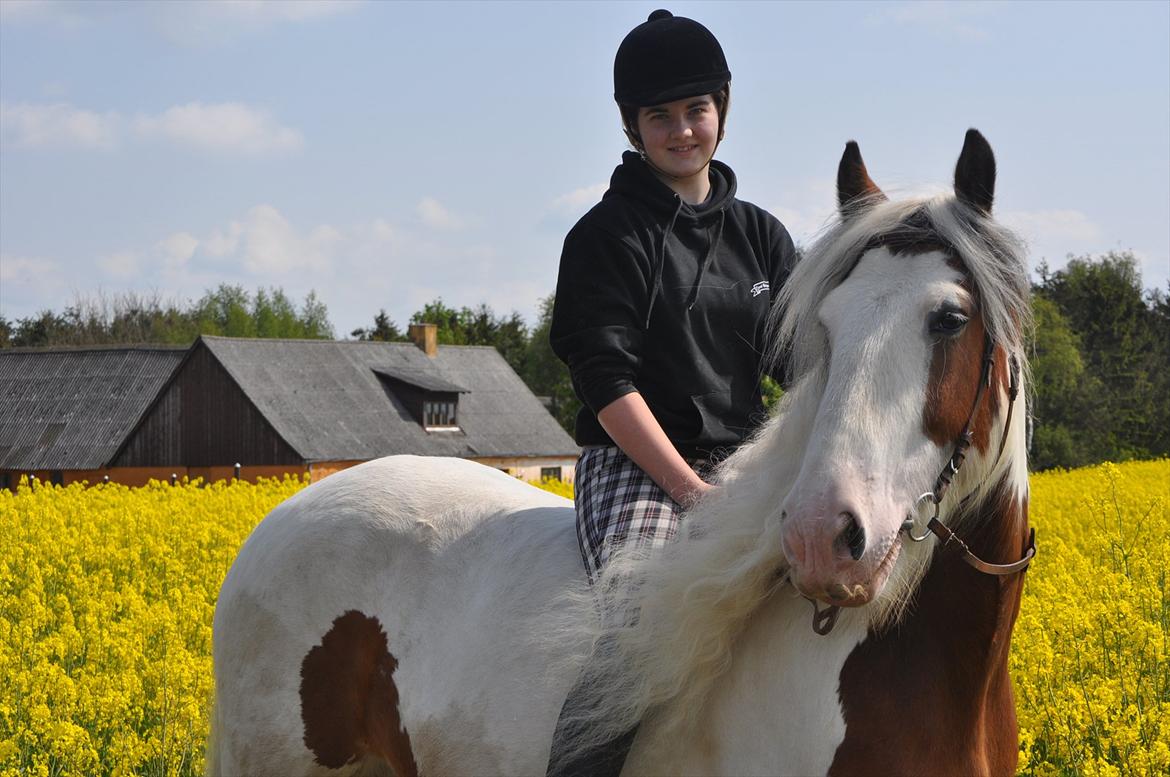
[{"xmin": 775, "ymin": 130, "xmax": 1030, "ymax": 617}]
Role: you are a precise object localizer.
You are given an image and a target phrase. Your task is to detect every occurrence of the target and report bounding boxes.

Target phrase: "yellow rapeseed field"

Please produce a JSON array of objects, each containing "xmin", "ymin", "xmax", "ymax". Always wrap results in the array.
[{"xmin": 1, "ymin": 461, "xmax": 1166, "ymax": 776}]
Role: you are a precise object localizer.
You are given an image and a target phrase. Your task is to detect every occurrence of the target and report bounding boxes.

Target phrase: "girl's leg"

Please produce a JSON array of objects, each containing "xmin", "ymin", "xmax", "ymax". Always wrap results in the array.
[{"xmin": 548, "ymin": 447, "xmax": 694, "ymax": 777}]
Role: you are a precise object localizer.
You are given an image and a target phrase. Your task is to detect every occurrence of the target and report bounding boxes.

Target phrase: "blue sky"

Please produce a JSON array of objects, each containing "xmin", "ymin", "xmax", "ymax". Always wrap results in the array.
[{"xmin": 2, "ymin": 0, "xmax": 1167, "ymax": 337}]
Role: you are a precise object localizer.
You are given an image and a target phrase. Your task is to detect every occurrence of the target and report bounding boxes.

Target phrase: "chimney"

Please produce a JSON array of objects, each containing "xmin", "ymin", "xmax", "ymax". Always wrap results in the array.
[{"xmin": 408, "ymin": 323, "xmax": 438, "ymax": 357}]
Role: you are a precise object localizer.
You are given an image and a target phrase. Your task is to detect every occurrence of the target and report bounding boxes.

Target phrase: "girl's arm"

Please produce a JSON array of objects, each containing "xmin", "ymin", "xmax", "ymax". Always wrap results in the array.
[{"xmin": 597, "ymin": 392, "xmax": 714, "ymax": 508}]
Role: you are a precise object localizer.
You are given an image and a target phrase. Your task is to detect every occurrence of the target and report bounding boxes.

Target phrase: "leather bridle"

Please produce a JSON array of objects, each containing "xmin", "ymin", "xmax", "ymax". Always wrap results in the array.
[{"xmin": 807, "ymin": 333, "xmax": 1037, "ymax": 636}]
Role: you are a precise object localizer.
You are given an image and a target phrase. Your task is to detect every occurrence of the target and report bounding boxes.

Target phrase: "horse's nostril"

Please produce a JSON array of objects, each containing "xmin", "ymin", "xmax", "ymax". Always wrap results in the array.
[{"xmin": 840, "ymin": 512, "xmax": 866, "ymax": 561}]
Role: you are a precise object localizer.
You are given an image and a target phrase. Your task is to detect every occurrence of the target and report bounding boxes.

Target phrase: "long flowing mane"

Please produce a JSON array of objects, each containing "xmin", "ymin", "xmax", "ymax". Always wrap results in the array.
[{"xmin": 543, "ymin": 193, "xmax": 1032, "ymax": 755}]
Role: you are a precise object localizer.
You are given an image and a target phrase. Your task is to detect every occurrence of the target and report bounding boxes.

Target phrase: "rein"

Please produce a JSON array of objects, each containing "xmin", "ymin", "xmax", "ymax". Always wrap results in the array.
[{"xmin": 808, "ymin": 333, "xmax": 1036, "ymax": 636}]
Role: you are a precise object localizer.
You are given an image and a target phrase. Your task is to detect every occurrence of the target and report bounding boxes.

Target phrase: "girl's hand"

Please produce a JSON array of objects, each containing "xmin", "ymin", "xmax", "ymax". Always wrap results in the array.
[
  {"xmin": 675, "ymin": 479, "xmax": 715, "ymax": 510},
  {"xmin": 597, "ymin": 392, "xmax": 714, "ymax": 510}
]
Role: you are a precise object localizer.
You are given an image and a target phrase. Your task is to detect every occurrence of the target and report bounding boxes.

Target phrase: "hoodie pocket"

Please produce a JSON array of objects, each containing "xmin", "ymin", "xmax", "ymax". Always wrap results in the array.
[{"xmin": 688, "ymin": 390, "xmax": 740, "ymax": 445}]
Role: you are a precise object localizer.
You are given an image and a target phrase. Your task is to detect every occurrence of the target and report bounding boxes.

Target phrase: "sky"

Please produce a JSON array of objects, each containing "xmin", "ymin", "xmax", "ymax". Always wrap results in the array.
[{"xmin": 1, "ymin": 0, "xmax": 1167, "ymax": 338}]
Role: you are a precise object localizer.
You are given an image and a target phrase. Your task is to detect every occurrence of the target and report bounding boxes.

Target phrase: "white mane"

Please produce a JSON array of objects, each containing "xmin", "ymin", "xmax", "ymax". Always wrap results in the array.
[{"xmin": 544, "ymin": 193, "xmax": 1032, "ymax": 756}]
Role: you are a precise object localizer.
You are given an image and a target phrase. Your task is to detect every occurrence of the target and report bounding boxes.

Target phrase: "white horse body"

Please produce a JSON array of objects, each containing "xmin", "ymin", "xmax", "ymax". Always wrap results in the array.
[
  {"xmin": 211, "ymin": 447, "xmax": 871, "ymax": 776},
  {"xmin": 212, "ymin": 130, "xmax": 1033, "ymax": 777},
  {"xmin": 212, "ymin": 457, "xmax": 583, "ymax": 775}
]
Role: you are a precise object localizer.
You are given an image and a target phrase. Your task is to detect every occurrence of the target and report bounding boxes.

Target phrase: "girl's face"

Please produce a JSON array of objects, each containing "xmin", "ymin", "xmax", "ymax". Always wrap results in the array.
[{"xmin": 636, "ymin": 94, "xmax": 719, "ymax": 181}]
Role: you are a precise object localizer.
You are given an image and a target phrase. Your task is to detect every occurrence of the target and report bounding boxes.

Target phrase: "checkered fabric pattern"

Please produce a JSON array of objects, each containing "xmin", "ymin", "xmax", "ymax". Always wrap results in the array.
[{"xmin": 574, "ymin": 446, "xmax": 706, "ymax": 584}]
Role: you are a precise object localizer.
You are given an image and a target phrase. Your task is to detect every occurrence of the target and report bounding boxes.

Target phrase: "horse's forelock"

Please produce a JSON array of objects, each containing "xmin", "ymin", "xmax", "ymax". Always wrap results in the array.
[{"xmin": 768, "ymin": 196, "xmax": 1030, "ymax": 386}]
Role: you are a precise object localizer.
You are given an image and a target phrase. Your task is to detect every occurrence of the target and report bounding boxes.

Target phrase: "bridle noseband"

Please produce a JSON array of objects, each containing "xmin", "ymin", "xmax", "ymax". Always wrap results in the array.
[{"xmin": 807, "ymin": 332, "xmax": 1037, "ymax": 636}]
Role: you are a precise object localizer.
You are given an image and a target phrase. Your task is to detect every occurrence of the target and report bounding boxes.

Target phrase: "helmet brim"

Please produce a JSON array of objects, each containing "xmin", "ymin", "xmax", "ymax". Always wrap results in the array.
[{"xmin": 614, "ymin": 73, "xmax": 730, "ymax": 107}]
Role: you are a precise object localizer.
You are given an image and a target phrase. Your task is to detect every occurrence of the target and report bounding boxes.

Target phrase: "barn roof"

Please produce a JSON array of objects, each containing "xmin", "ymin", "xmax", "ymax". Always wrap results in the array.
[
  {"xmin": 0, "ymin": 345, "xmax": 186, "ymax": 469},
  {"xmin": 194, "ymin": 336, "xmax": 577, "ymax": 461}
]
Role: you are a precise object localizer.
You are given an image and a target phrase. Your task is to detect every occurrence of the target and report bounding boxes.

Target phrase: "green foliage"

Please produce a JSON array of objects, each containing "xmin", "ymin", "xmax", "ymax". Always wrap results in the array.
[
  {"xmin": 409, "ymin": 299, "xmax": 529, "ymax": 377},
  {"xmin": 1029, "ymin": 252, "xmax": 1169, "ymax": 469},
  {"xmin": 760, "ymin": 375, "xmax": 784, "ymax": 415},
  {"xmin": 351, "ymin": 310, "xmax": 407, "ymax": 342},
  {"xmin": 521, "ymin": 294, "xmax": 581, "ymax": 434},
  {"xmin": 1, "ymin": 286, "xmax": 334, "ymax": 348}
]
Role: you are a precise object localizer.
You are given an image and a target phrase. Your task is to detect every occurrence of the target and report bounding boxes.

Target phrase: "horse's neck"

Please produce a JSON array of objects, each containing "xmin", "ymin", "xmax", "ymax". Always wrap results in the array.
[
  {"xmin": 649, "ymin": 473, "xmax": 1031, "ymax": 776},
  {"xmin": 827, "ymin": 475, "xmax": 1031, "ymax": 775}
]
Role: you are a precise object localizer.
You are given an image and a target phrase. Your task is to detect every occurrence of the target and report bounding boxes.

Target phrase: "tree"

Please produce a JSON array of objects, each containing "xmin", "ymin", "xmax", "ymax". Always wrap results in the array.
[
  {"xmin": 9, "ymin": 310, "xmax": 72, "ymax": 347},
  {"xmin": 522, "ymin": 294, "xmax": 579, "ymax": 434},
  {"xmin": 351, "ymin": 310, "xmax": 407, "ymax": 342},
  {"xmin": 1031, "ymin": 251, "xmax": 1168, "ymax": 467},
  {"xmin": 409, "ymin": 298, "xmax": 529, "ymax": 376},
  {"xmin": 0, "ymin": 286, "xmax": 334, "ymax": 347},
  {"xmin": 1029, "ymin": 296, "xmax": 1096, "ymax": 469}
]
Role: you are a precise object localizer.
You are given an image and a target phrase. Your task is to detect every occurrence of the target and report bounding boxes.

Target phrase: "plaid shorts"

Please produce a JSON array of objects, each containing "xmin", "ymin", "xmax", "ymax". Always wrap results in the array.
[{"xmin": 574, "ymin": 446, "xmax": 707, "ymax": 584}]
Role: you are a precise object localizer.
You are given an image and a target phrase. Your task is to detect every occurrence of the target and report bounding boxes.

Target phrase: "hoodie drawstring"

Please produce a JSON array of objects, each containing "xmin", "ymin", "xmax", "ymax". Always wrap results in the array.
[
  {"xmin": 686, "ymin": 208, "xmax": 725, "ymax": 311},
  {"xmin": 645, "ymin": 195, "xmax": 684, "ymax": 328}
]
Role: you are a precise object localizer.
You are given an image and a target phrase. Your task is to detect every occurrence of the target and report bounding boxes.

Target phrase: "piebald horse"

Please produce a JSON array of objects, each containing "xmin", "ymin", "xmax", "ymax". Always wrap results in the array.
[{"xmin": 209, "ymin": 129, "xmax": 1035, "ymax": 776}]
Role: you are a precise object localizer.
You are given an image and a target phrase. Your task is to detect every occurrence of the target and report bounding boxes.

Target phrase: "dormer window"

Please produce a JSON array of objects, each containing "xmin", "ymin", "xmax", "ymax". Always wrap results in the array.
[
  {"xmin": 423, "ymin": 398, "xmax": 459, "ymax": 430},
  {"xmin": 373, "ymin": 365, "xmax": 467, "ymax": 433}
]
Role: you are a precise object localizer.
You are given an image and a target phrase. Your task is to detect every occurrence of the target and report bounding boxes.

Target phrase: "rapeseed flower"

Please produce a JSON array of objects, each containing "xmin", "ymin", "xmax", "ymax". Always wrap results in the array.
[{"xmin": 1, "ymin": 462, "xmax": 1166, "ymax": 776}]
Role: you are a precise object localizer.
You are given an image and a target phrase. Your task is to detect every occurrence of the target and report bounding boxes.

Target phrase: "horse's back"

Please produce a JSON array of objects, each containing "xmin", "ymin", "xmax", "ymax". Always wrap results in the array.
[{"xmin": 211, "ymin": 455, "xmax": 586, "ymax": 776}]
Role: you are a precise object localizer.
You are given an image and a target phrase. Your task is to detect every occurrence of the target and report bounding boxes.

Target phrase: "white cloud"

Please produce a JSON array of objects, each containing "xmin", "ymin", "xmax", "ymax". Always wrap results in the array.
[
  {"xmin": 549, "ymin": 183, "xmax": 607, "ymax": 216},
  {"xmin": 0, "ymin": 101, "xmax": 119, "ymax": 149},
  {"xmin": 1, "ymin": 0, "xmax": 361, "ymax": 45},
  {"xmin": 1, "ymin": 100, "xmax": 303, "ymax": 154},
  {"xmin": 181, "ymin": 0, "xmax": 358, "ymax": 24},
  {"xmin": 1001, "ymin": 209, "xmax": 1103, "ymax": 246},
  {"xmin": 873, "ymin": 1, "xmax": 994, "ymax": 41},
  {"xmin": 132, "ymin": 102, "xmax": 303, "ymax": 155},
  {"xmin": 0, "ymin": 0, "xmax": 90, "ymax": 27},
  {"xmin": 417, "ymin": 197, "xmax": 463, "ymax": 231},
  {"xmin": 0, "ymin": 254, "xmax": 68, "ymax": 322},
  {"xmin": 370, "ymin": 218, "xmax": 395, "ymax": 243},
  {"xmin": 235, "ymin": 205, "xmax": 335, "ymax": 274},
  {"xmin": 156, "ymin": 232, "xmax": 199, "ymax": 269},
  {"xmin": 767, "ymin": 177, "xmax": 837, "ymax": 247},
  {"xmin": 204, "ymin": 223, "xmax": 244, "ymax": 258},
  {"xmin": 97, "ymin": 250, "xmax": 140, "ymax": 279},
  {"xmin": 0, "ymin": 254, "xmax": 60, "ymax": 283}
]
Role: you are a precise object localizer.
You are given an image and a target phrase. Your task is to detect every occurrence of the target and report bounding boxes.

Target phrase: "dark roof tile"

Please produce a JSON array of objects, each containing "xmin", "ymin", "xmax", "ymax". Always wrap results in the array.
[
  {"xmin": 0, "ymin": 345, "xmax": 187, "ymax": 469},
  {"xmin": 197, "ymin": 336, "xmax": 577, "ymax": 461}
]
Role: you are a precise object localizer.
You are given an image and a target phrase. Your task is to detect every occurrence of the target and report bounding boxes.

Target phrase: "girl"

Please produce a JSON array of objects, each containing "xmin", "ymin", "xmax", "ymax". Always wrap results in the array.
[{"xmin": 547, "ymin": 9, "xmax": 798, "ymax": 775}]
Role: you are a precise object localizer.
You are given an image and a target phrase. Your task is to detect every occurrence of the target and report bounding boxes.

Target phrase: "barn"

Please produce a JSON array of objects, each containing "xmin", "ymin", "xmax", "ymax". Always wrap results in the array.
[
  {"xmin": 0, "ymin": 344, "xmax": 187, "ymax": 489},
  {"xmin": 1, "ymin": 327, "xmax": 579, "ymax": 489}
]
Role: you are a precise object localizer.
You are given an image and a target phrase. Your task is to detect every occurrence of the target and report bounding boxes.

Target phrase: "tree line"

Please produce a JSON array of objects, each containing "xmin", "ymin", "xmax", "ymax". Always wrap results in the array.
[
  {"xmin": 0, "ymin": 285, "xmax": 333, "ymax": 346},
  {"xmin": 2, "ymin": 251, "xmax": 1166, "ymax": 470}
]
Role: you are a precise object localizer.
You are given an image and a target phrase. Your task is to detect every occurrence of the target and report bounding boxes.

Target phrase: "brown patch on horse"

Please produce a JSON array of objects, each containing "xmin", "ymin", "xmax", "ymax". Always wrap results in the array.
[
  {"xmin": 923, "ymin": 305, "xmax": 1003, "ymax": 453},
  {"xmin": 829, "ymin": 477, "xmax": 1030, "ymax": 776},
  {"xmin": 300, "ymin": 610, "xmax": 419, "ymax": 776}
]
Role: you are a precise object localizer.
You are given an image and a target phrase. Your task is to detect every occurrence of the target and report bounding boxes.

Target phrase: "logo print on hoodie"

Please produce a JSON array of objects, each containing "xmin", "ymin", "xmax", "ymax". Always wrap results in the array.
[{"xmin": 750, "ymin": 281, "xmax": 770, "ymax": 298}]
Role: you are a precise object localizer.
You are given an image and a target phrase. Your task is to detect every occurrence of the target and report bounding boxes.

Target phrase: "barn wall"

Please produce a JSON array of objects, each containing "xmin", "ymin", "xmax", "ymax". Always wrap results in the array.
[
  {"xmin": 307, "ymin": 460, "xmax": 366, "ymax": 482},
  {"xmin": 114, "ymin": 344, "xmax": 302, "ymax": 468},
  {"xmin": 472, "ymin": 455, "xmax": 578, "ymax": 484}
]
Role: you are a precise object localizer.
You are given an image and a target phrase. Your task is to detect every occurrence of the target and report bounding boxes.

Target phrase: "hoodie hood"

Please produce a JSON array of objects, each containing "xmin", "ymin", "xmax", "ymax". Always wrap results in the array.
[
  {"xmin": 604, "ymin": 150, "xmax": 737, "ymax": 222},
  {"xmin": 604, "ymin": 151, "xmax": 736, "ymax": 326}
]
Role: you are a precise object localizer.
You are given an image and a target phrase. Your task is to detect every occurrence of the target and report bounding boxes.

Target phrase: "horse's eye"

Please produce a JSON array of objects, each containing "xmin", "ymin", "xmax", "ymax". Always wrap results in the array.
[{"xmin": 929, "ymin": 309, "xmax": 969, "ymax": 336}]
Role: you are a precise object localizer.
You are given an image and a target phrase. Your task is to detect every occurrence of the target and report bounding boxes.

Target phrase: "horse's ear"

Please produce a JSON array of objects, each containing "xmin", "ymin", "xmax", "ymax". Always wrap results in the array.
[
  {"xmin": 837, "ymin": 140, "xmax": 886, "ymax": 217},
  {"xmin": 954, "ymin": 128, "xmax": 996, "ymax": 214}
]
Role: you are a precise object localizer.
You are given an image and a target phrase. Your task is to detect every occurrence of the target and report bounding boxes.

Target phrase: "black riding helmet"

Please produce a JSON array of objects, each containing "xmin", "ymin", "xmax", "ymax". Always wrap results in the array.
[{"xmin": 613, "ymin": 9, "xmax": 731, "ymax": 107}]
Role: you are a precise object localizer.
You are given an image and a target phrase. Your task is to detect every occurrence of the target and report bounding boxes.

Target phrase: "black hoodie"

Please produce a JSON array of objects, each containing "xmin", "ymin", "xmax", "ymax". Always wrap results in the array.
[{"xmin": 551, "ymin": 152, "xmax": 798, "ymax": 460}]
